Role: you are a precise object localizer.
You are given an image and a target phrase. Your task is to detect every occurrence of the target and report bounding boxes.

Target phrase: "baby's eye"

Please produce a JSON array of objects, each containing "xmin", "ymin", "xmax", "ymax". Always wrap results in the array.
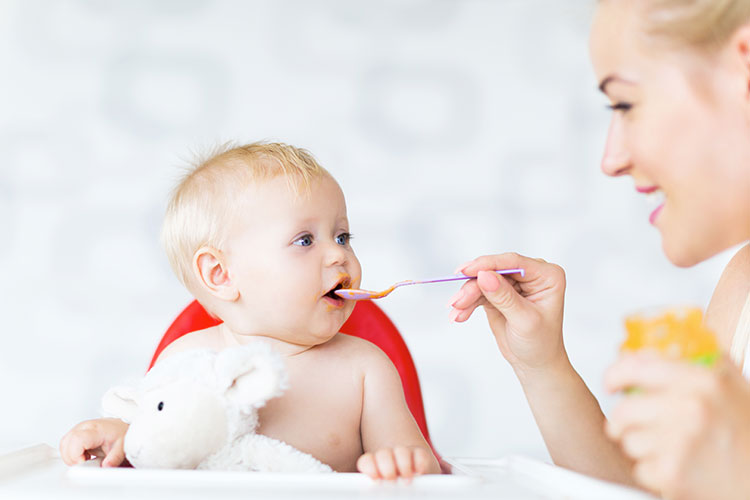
[
  {"xmin": 293, "ymin": 234, "xmax": 314, "ymax": 247},
  {"xmin": 335, "ymin": 233, "xmax": 352, "ymax": 246},
  {"xmin": 157, "ymin": 401, "xmax": 164, "ymax": 411}
]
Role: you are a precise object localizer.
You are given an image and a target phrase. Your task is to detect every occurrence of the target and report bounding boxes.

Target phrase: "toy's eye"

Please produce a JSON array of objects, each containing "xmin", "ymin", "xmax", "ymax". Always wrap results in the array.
[{"xmin": 157, "ymin": 401, "xmax": 164, "ymax": 411}]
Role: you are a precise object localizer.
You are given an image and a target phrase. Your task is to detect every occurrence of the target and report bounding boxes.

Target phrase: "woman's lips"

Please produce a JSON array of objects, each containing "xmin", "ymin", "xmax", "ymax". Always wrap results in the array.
[
  {"xmin": 649, "ymin": 203, "xmax": 664, "ymax": 225},
  {"xmin": 641, "ymin": 187, "xmax": 665, "ymax": 225}
]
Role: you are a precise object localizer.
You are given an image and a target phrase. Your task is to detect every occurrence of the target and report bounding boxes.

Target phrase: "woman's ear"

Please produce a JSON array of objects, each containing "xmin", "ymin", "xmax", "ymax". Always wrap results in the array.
[{"xmin": 193, "ymin": 247, "xmax": 239, "ymax": 302}]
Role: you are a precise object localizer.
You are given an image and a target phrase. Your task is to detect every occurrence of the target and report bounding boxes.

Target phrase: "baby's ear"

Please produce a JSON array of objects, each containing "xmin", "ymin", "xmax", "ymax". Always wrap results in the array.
[
  {"xmin": 214, "ymin": 345, "xmax": 288, "ymax": 411},
  {"xmin": 101, "ymin": 385, "xmax": 139, "ymax": 423},
  {"xmin": 193, "ymin": 246, "xmax": 239, "ymax": 302}
]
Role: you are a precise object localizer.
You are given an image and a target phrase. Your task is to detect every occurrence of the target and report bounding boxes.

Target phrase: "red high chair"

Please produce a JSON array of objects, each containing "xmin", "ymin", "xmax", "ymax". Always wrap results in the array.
[{"xmin": 148, "ymin": 299, "xmax": 446, "ymax": 471}]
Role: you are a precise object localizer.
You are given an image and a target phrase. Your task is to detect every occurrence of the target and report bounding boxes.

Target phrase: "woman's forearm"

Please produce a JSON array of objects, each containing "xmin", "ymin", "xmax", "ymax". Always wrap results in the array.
[{"xmin": 515, "ymin": 354, "xmax": 636, "ymax": 486}]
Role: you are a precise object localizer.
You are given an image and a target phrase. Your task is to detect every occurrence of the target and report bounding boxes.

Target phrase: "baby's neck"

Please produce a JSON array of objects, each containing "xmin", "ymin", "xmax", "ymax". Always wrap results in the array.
[{"xmin": 218, "ymin": 323, "xmax": 317, "ymax": 357}]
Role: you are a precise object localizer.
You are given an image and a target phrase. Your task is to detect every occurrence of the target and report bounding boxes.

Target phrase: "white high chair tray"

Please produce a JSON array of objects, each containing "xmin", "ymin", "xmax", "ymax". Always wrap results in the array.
[{"xmin": 0, "ymin": 443, "xmax": 657, "ymax": 500}]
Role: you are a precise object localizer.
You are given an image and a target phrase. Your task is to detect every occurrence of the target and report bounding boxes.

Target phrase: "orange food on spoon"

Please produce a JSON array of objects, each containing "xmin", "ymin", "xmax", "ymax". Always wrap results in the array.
[{"xmin": 621, "ymin": 307, "xmax": 720, "ymax": 366}]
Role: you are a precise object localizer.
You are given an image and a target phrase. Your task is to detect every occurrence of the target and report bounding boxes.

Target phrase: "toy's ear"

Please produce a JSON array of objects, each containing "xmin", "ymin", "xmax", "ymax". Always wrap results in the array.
[
  {"xmin": 101, "ymin": 385, "xmax": 139, "ymax": 424},
  {"xmin": 214, "ymin": 345, "xmax": 287, "ymax": 411}
]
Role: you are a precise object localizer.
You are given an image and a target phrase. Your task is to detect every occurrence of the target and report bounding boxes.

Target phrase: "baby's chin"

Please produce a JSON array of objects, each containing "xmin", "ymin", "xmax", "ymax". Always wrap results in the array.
[{"xmin": 283, "ymin": 323, "xmax": 344, "ymax": 347}]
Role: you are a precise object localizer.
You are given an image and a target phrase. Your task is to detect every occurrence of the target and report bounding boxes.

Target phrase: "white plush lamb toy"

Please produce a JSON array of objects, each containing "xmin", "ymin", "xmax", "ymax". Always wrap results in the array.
[{"xmin": 102, "ymin": 343, "xmax": 332, "ymax": 473}]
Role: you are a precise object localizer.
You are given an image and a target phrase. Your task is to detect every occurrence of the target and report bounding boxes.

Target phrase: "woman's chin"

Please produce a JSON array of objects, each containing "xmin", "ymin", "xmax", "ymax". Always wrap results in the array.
[{"xmin": 661, "ymin": 237, "xmax": 708, "ymax": 268}]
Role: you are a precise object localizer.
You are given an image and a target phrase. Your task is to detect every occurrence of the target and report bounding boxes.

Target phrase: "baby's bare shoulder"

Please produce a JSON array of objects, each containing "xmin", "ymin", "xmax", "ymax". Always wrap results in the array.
[
  {"xmin": 155, "ymin": 326, "xmax": 223, "ymax": 363},
  {"xmin": 326, "ymin": 333, "xmax": 386, "ymax": 355},
  {"xmin": 324, "ymin": 334, "xmax": 396, "ymax": 371}
]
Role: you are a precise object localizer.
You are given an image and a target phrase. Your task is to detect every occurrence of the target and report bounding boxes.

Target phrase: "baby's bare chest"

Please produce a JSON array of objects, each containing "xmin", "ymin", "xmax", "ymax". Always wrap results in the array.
[{"xmin": 255, "ymin": 355, "xmax": 364, "ymax": 471}]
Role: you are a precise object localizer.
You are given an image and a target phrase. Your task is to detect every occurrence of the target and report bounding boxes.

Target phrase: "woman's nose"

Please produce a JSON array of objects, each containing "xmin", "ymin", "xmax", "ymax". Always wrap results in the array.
[{"xmin": 600, "ymin": 115, "xmax": 631, "ymax": 177}]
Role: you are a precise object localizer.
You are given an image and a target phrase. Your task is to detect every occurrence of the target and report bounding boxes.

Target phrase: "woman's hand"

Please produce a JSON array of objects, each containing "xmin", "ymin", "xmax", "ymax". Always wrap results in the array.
[
  {"xmin": 605, "ymin": 353, "xmax": 750, "ymax": 499},
  {"xmin": 450, "ymin": 253, "xmax": 568, "ymax": 374}
]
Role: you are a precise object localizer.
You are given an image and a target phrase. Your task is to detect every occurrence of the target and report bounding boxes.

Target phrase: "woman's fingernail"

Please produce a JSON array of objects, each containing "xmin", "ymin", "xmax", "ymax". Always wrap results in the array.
[
  {"xmin": 448, "ymin": 308, "xmax": 461, "ymax": 323},
  {"xmin": 447, "ymin": 289, "xmax": 464, "ymax": 308},
  {"xmin": 477, "ymin": 271, "xmax": 501, "ymax": 292},
  {"xmin": 453, "ymin": 260, "xmax": 472, "ymax": 274}
]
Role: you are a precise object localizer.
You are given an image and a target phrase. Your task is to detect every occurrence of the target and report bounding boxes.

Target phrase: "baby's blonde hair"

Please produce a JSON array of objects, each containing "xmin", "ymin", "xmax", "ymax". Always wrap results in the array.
[
  {"xmin": 641, "ymin": 0, "xmax": 750, "ymax": 51},
  {"xmin": 162, "ymin": 141, "xmax": 331, "ymax": 290}
]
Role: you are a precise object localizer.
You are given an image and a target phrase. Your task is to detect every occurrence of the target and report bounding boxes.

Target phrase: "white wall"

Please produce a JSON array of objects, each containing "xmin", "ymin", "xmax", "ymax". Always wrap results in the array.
[{"xmin": 0, "ymin": 0, "xmax": 733, "ymax": 460}]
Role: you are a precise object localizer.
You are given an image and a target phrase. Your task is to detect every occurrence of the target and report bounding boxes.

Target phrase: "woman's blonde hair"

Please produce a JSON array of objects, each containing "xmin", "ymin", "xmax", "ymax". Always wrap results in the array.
[
  {"xmin": 161, "ymin": 141, "xmax": 331, "ymax": 290},
  {"xmin": 643, "ymin": 0, "xmax": 750, "ymax": 51}
]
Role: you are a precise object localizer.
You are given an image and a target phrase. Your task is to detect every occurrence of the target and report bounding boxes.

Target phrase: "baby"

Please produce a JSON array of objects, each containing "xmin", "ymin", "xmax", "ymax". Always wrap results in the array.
[{"xmin": 59, "ymin": 142, "xmax": 440, "ymax": 479}]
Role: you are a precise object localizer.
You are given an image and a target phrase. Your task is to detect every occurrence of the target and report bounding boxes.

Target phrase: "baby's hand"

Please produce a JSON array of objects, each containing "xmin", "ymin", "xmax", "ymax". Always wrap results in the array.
[
  {"xmin": 357, "ymin": 446, "xmax": 433, "ymax": 480},
  {"xmin": 59, "ymin": 418, "xmax": 129, "ymax": 467}
]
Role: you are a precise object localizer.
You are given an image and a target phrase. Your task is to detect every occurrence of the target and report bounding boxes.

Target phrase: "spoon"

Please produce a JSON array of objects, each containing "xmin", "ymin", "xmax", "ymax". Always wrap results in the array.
[{"xmin": 334, "ymin": 269, "xmax": 525, "ymax": 301}]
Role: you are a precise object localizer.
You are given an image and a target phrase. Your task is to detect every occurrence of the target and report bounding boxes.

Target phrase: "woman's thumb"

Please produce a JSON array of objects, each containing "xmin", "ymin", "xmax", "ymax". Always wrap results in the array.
[{"xmin": 477, "ymin": 270, "xmax": 523, "ymax": 316}]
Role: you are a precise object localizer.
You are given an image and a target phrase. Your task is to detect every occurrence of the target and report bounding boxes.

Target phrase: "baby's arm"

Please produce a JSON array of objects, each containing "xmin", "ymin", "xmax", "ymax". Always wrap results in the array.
[{"xmin": 356, "ymin": 345, "xmax": 440, "ymax": 480}]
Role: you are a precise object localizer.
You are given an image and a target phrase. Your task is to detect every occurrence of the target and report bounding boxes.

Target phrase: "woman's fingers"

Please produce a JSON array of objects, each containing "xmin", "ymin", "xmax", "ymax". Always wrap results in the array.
[
  {"xmin": 476, "ymin": 270, "xmax": 527, "ymax": 317},
  {"xmin": 606, "ymin": 393, "xmax": 668, "ymax": 440},
  {"xmin": 448, "ymin": 279, "xmax": 486, "ymax": 322},
  {"xmin": 458, "ymin": 253, "xmax": 563, "ymax": 289},
  {"xmin": 604, "ymin": 353, "xmax": 716, "ymax": 395},
  {"xmin": 449, "ymin": 279, "xmax": 482, "ymax": 309},
  {"xmin": 632, "ymin": 456, "xmax": 670, "ymax": 496},
  {"xmin": 451, "ymin": 252, "xmax": 567, "ymax": 370},
  {"xmin": 458, "ymin": 253, "xmax": 530, "ymax": 278},
  {"xmin": 619, "ymin": 426, "xmax": 660, "ymax": 460},
  {"xmin": 451, "ymin": 299, "xmax": 487, "ymax": 323}
]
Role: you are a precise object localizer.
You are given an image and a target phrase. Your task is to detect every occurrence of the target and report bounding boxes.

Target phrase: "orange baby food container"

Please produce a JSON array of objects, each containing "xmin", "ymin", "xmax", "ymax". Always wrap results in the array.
[{"xmin": 621, "ymin": 307, "xmax": 720, "ymax": 366}]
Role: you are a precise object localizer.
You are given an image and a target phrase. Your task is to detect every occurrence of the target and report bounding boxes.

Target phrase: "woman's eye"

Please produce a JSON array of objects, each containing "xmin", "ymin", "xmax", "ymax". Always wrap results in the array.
[
  {"xmin": 607, "ymin": 102, "xmax": 632, "ymax": 113},
  {"xmin": 335, "ymin": 233, "xmax": 352, "ymax": 245},
  {"xmin": 293, "ymin": 234, "xmax": 314, "ymax": 247}
]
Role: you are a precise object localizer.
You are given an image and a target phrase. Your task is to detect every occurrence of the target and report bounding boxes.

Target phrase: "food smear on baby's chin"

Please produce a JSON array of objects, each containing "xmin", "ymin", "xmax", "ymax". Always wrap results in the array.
[{"xmin": 326, "ymin": 300, "xmax": 345, "ymax": 312}]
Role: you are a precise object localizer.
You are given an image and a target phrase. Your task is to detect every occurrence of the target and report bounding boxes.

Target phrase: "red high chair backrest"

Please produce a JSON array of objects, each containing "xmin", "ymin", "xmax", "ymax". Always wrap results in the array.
[{"xmin": 148, "ymin": 299, "xmax": 440, "ymax": 462}]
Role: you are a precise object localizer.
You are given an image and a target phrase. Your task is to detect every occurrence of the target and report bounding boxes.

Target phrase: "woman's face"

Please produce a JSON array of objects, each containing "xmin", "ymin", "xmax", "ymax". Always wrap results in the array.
[{"xmin": 589, "ymin": 1, "xmax": 750, "ymax": 267}]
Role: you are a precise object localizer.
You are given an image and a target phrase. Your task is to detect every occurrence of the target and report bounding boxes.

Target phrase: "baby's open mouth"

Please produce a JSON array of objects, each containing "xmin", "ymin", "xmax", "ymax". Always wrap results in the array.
[{"xmin": 324, "ymin": 278, "xmax": 351, "ymax": 301}]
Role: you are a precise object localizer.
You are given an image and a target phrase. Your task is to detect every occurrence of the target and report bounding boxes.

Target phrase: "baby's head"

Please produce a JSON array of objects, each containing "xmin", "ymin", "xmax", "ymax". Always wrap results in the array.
[{"xmin": 162, "ymin": 142, "xmax": 362, "ymax": 346}]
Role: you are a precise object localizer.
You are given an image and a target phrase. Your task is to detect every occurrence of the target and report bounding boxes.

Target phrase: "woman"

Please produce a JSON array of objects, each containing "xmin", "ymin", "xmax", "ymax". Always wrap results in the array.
[{"xmin": 450, "ymin": 1, "xmax": 750, "ymax": 498}]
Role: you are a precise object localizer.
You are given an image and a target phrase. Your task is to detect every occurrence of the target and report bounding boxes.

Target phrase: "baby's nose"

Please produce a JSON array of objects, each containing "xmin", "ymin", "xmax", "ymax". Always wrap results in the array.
[{"xmin": 324, "ymin": 244, "xmax": 348, "ymax": 266}]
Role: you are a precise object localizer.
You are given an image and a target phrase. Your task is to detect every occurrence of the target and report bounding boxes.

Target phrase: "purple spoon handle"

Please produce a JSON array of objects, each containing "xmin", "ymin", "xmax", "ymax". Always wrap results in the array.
[
  {"xmin": 402, "ymin": 268, "xmax": 525, "ymax": 286},
  {"xmin": 334, "ymin": 268, "xmax": 526, "ymax": 300}
]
